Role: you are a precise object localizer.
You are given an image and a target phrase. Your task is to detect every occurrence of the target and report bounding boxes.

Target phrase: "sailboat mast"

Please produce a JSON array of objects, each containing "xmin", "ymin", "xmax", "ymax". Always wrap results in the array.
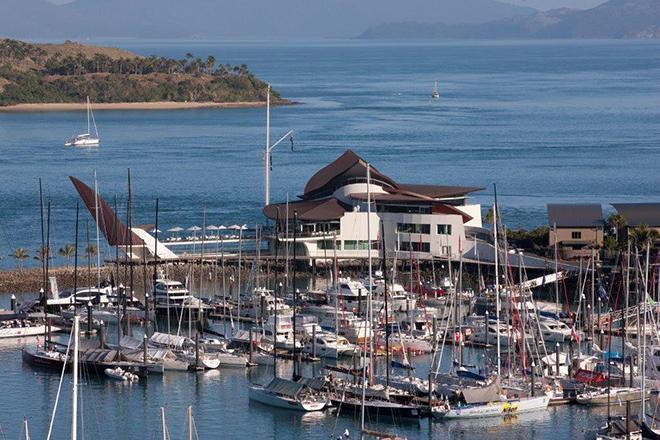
[
  {"xmin": 93, "ymin": 171, "xmax": 101, "ymax": 287},
  {"xmin": 187, "ymin": 405, "xmax": 193, "ymax": 440},
  {"xmin": 71, "ymin": 315, "xmax": 79, "ymax": 440},
  {"xmin": 86, "ymin": 96, "xmax": 90, "ymax": 135},
  {"xmin": 39, "ymin": 179, "xmax": 48, "ymax": 349},
  {"xmin": 160, "ymin": 407, "xmax": 167, "ymax": 440},
  {"xmin": 361, "ymin": 164, "xmax": 374, "ymax": 433},
  {"xmin": 381, "ymin": 220, "xmax": 390, "ymax": 386},
  {"xmin": 264, "ymin": 84, "xmax": 271, "ymax": 206},
  {"xmin": 493, "ymin": 185, "xmax": 501, "ymax": 378}
]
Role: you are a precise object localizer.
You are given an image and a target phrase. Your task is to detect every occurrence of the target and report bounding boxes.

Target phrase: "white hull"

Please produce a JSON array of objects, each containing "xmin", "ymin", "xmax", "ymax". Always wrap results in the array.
[
  {"xmin": 434, "ymin": 396, "xmax": 549, "ymax": 419},
  {"xmin": 0, "ymin": 325, "xmax": 61, "ymax": 339},
  {"xmin": 213, "ymin": 352, "xmax": 247, "ymax": 367},
  {"xmin": 66, "ymin": 138, "xmax": 99, "ymax": 147},
  {"xmin": 248, "ymin": 386, "xmax": 326, "ymax": 411}
]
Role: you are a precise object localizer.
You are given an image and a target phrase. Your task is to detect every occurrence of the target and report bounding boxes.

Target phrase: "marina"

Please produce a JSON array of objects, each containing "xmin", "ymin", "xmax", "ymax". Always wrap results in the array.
[{"xmin": 0, "ymin": 35, "xmax": 659, "ymax": 440}]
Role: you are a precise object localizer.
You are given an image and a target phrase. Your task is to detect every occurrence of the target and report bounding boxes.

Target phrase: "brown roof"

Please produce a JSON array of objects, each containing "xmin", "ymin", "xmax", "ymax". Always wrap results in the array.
[
  {"xmin": 547, "ymin": 203, "xmax": 603, "ymax": 228},
  {"xmin": 263, "ymin": 198, "xmax": 350, "ymax": 222},
  {"xmin": 397, "ymin": 183, "xmax": 483, "ymax": 199},
  {"xmin": 302, "ymin": 150, "xmax": 398, "ymax": 200},
  {"xmin": 612, "ymin": 203, "xmax": 660, "ymax": 227}
]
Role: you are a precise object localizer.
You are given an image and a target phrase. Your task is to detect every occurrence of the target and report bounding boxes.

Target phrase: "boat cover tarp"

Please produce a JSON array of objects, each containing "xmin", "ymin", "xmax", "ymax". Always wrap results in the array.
[
  {"xmin": 456, "ymin": 369, "xmax": 487, "ymax": 382},
  {"xmin": 266, "ymin": 378, "xmax": 304, "ymax": 397},
  {"xmin": 460, "ymin": 381, "xmax": 501, "ymax": 404},
  {"xmin": 150, "ymin": 332, "xmax": 192, "ymax": 349},
  {"xmin": 298, "ymin": 376, "xmax": 326, "ymax": 391},
  {"xmin": 120, "ymin": 335, "xmax": 143, "ymax": 350}
]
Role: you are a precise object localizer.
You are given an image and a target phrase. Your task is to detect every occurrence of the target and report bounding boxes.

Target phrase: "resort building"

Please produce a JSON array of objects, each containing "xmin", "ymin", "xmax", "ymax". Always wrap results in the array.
[
  {"xmin": 263, "ymin": 150, "xmax": 483, "ymax": 261},
  {"xmin": 547, "ymin": 203, "xmax": 604, "ymax": 259}
]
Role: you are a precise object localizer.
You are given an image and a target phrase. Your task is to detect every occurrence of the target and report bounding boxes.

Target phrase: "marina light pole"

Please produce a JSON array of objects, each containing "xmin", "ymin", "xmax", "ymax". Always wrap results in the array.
[{"xmin": 263, "ymin": 83, "xmax": 294, "ymax": 207}]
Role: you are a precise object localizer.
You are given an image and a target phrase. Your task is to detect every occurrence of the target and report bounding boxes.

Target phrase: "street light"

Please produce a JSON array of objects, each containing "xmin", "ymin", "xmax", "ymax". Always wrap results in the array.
[{"xmin": 263, "ymin": 84, "xmax": 294, "ymax": 207}]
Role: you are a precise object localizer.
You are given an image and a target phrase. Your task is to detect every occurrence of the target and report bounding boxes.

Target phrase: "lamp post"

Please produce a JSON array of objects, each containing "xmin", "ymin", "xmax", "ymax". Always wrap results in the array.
[{"xmin": 263, "ymin": 84, "xmax": 294, "ymax": 207}]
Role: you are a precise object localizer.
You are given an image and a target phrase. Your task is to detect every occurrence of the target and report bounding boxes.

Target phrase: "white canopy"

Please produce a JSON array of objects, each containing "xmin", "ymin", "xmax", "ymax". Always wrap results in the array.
[{"xmin": 167, "ymin": 226, "xmax": 184, "ymax": 232}]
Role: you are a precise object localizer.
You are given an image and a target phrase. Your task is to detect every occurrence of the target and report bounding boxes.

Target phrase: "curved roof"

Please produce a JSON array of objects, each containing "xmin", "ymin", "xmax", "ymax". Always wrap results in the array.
[
  {"xmin": 263, "ymin": 198, "xmax": 350, "ymax": 222},
  {"xmin": 302, "ymin": 150, "xmax": 398, "ymax": 200}
]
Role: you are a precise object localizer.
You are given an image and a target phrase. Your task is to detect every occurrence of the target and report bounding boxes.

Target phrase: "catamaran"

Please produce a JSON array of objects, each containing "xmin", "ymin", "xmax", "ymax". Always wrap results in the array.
[{"xmin": 65, "ymin": 96, "xmax": 100, "ymax": 147}]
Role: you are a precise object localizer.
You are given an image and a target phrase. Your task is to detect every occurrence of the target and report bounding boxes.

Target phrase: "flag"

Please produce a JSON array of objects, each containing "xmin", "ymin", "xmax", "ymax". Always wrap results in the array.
[{"xmin": 289, "ymin": 135, "xmax": 294, "ymax": 151}]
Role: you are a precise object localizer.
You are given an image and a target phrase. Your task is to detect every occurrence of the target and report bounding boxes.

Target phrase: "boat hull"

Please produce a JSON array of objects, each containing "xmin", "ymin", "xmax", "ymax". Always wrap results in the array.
[
  {"xmin": 433, "ymin": 396, "xmax": 549, "ymax": 419},
  {"xmin": 249, "ymin": 386, "xmax": 326, "ymax": 411}
]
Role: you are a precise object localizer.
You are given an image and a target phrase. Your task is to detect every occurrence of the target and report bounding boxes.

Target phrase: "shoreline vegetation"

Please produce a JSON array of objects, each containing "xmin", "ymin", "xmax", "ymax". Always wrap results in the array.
[
  {"xmin": 0, "ymin": 100, "xmax": 295, "ymax": 112},
  {"xmin": 0, "ymin": 38, "xmax": 287, "ymax": 108}
]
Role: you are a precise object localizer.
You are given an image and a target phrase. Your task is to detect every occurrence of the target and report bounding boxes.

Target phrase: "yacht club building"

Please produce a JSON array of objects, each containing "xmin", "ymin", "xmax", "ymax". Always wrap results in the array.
[{"xmin": 263, "ymin": 150, "xmax": 483, "ymax": 261}]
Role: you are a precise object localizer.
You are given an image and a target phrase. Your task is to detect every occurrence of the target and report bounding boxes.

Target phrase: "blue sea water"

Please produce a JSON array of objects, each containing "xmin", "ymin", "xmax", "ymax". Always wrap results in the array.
[
  {"xmin": 1, "ymin": 39, "xmax": 660, "ymax": 268},
  {"xmin": 0, "ymin": 39, "xmax": 659, "ymax": 437}
]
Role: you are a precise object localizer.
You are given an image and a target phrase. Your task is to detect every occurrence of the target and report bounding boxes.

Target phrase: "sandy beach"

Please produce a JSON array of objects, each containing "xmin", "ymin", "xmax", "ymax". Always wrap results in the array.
[{"xmin": 0, "ymin": 101, "xmax": 294, "ymax": 112}]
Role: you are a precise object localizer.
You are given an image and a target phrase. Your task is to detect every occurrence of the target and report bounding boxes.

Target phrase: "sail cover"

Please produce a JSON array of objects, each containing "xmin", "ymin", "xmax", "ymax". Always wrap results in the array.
[
  {"xmin": 266, "ymin": 378, "xmax": 304, "ymax": 397},
  {"xmin": 70, "ymin": 176, "xmax": 143, "ymax": 246}
]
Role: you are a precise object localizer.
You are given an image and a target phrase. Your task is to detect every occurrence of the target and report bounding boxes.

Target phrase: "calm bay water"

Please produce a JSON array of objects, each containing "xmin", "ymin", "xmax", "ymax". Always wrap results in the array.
[
  {"xmin": 1, "ymin": 39, "xmax": 660, "ymax": 267},
  {"xmin": 0, "ymin": 39, "xmax": 659, "ymax": 438}
]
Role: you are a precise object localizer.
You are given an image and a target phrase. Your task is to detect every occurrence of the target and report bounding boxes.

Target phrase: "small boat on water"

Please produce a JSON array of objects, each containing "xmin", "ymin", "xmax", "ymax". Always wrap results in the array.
[
  {"xmin": 431, "ymin": 81, "xmax": 440, "ymax": 99},
  {"xmin": 104, "ymin": 366, "xmax": 139, "ymax": 382},
  {"xmin": 22, "ymin": 345, "xmax": 69, "ymax": 370},
  {"xmin": 0, "ymin": 320, "xmax": 61, "ymax": 339},
  {"xmin": 249, "ymin": 377, "xmax": 327, "ymax": 411},
  {"xmin": 433, "ymin": 395, "xmax": 549, "ymax": 419},
  {"xmin": 576, "ymin": 387, "xmax": 647, "ymax": 406},
  {"xmin": 332, "ymin": 396, "xmax": 421, "ymax": 420},
  {"xmin": 65, "ymin": 96, "xmax": 100, "ymax": 147}
]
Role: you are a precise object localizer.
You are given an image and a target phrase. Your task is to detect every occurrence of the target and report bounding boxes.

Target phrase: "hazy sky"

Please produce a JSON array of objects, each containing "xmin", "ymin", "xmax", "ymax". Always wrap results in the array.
[
  {"xmin": 46, "ymin": 0, "xmax": 607, "ymax": 10},
  {"xmin": 502, "ymin": 0, "xmax": 605, "ymax": 9}
]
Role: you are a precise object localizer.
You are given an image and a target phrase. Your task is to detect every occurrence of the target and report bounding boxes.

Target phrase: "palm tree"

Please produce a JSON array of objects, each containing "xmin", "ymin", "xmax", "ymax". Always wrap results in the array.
[
  {"xmin": 58, "ymin": 244, "xmax": 76, "ymax": 268},
  {"xmin": 11, "ymin": 248, "xmax": 29, "ymax": 271},
  {"xmin": 34, "ymin": 245, "xmax": 50, "ymax": 264},
  {"xmin": 85, "ymin": 244, "xmax": 98, "ymax": 259},
  {"xmin": 206, "ymin": 55, "xmax": 216, "ymax": 73},
  {"xmin": 606, "ymin": 212, "xmax": 627, "ymax": 243},
  {"xmin": 630, "ymin": 224, "xmax": 659, "ymax": 250}
]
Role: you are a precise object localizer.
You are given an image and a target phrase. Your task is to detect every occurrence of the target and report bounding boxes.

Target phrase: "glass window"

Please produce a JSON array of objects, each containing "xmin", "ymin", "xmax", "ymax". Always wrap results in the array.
[
  {"xmin": 318, "ymin": 239, "xmax": 338, "ymax": 250},
  {"xmin": 400, "ymin": 241, "xmax": 430, "ymax": 252},
  {"xmin": 437, "ymin": 224, "xmax": 452, "ymax": 235},
  {"xmin": 343, "ymin": 240, "xmax": 357, "ymax": 250},
  {"xmin": 571, "ymin": 231, "xmax": 582, "ymax": 240},
  {"xmin": 441, "ymin": 245, "xmax": 452, "ymax": 256},
  {"xmin": 397, "ymin": 223, "xmax": 430, "ymax": 234}
]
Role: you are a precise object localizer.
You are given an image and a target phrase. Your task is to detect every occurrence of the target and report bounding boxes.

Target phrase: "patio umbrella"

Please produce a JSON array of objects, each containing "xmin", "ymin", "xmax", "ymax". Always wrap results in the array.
[
  {"xmin": 218, "ymin": 225, "xmax": 227, "ymax": 230},
  {"xmin": 149, "ymin": 228, "xmax": 162, "ymax": 234},
  {"xmin": 188, "ymin": 226, "xmax": 202, "ymax": 232},
  {"xmin": 206, "ymin": 225, "xmax": 219, "ymax": 231},
  {"xmin": 167, "ymin": 226, "xmax": 184, "ymax": 232}
]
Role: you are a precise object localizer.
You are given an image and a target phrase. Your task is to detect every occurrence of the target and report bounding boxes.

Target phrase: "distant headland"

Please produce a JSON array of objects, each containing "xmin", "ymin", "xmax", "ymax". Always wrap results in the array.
[{"xmin": 0, "ymin": 39, "xmax": 291, "ymax": 110}]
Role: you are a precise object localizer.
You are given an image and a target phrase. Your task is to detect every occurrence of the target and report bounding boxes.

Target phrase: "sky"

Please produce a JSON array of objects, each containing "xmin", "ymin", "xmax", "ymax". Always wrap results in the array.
[
  {"xmin": 45, "ymin": 0, "xmax": 608, "ymax": 9},
  {"xmin": 502, "ymin": 0, "xmax": 605, "ymax": 8}
]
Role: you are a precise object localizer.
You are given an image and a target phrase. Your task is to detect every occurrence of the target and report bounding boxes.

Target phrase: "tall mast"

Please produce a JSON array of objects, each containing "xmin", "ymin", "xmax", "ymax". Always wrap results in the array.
[
  {"xmin": 493, "ymin": 184, "xmax": 501, "ymax": 378},
  {"xmin": 86, "ymin": 96, "xmax": 90, "ymax": 135},
  {"xmin": 361, "ymin": 163, "xmax": 374, "ymax": 433},
  {"xmin": 160, "ymin": 407, "xmax": 167, "ymax": 440},
  {"xmin": 187, "ymin": 405, "xmax": 193, "ymax": 440},
  {"xmin": 93, "ymin": 170, "xmax": 101, "ymax": 287},
  {"xmin": 39, "ymin": 179, "xmax": 47, "ymax": 349},
  {"xmin": 292, "ymin": 210, "xmax": 298, "ymax": 380},
  {"xmin": 71, "ymin": 315, "xmax": 79, "ymax": 440},
  {"xmin": 381, "ymin": 220, "xmax": 390, "ymax": 386},
  {"xmin": 554, "ymin": 222, "xmax": 559, "ymax": 314},
  {"xmin": 73, "ymin": 203, "xmax": 79, "ymax": 306},
  {"xmin": 264, "ymin": 84, "xmax": 271, "ymax": 206}
]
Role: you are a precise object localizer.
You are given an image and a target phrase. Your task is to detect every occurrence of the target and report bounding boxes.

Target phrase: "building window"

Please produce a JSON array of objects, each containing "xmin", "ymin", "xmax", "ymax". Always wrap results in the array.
[
  {"xmin": 400, "ymin": 241, "xmax": 430, "ymax": 253},
  {"xmin": 437, "ymin": 224, "xmax": 452, "ymax": 235},
  {"xmin": 441, "ymin": 245, "xmax": 452, "ymax": 256},
  {"xmin": 397, "ymin": 223, "xmax": 430, "ymax": 234},
  {"xmin": 571, "ymin": 231, "xmax": 582, "ymax": 240},
  {"xmin": 318, "ymin": 239, "xmax": 338, "ymax": 250},
  {"xmin": 343, "ymin": 240, "xmax": 357, "ymax": 250}
]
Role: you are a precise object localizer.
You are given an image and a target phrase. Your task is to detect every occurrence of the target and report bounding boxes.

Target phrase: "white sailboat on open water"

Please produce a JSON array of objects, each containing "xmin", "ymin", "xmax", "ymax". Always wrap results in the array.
[{"xmin": 65, "ymin": 96, "xmax": 100, "ymax": 147}]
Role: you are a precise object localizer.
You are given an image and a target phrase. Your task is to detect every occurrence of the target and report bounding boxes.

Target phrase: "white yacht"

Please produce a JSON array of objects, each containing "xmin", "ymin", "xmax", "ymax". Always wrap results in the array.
[
  {"xmin": 372, "ymin": 281, "xmax": 416, "ymax": 312},
  {"xmin": 537, "ymin": 318, "xmax": 572, "ymax": 343},
  {"xmin": 249, "ymin": 378, "xmax": 327, "ymax": 411},
  {"xmin": 326, "ymin": 278, "xmax": 380, "ymax": 314},
  {"xmin": 65, "ymin": 96, "xmax": 100, "ymax": 147},
  {"xmin": 471, "ymin": 320, "xmax": 534, "ymax": 348},
  {"xmin": 301, "ymin": 325, "xmax": 357, "ymax": 359},
  {"xmin": 263, "ymin": 315, "xmax": 300, "ymax": 351},
  {"xmin": 319, "ymin": 311, "xmax": 372, "ymax": 344}
]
